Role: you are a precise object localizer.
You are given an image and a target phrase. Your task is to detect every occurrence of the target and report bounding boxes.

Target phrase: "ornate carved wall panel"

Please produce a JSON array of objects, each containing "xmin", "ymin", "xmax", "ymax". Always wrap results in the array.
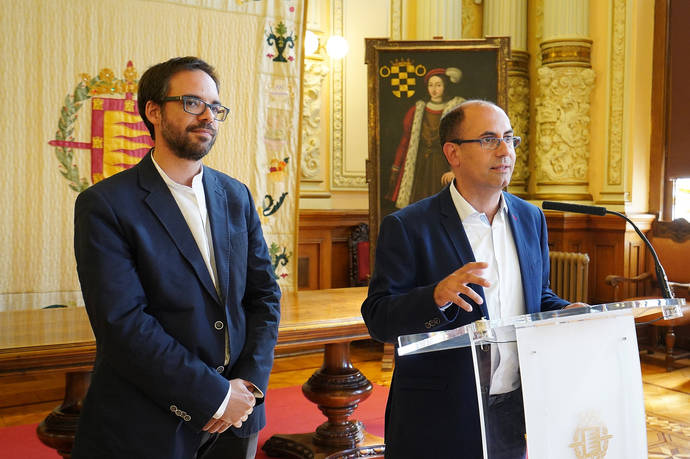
[
  {"xmin": 533, "ymin": 39, "xmax": 595, "ymax": 200},
  {"xmin": 599, "ymin": 0, "xmax": 628, "ymax": 205},
  {"xmin": 507, "ymin": 52, "xmax": 530, "ymax": 196},
  {"xmin": 301, "ymin": 60, "xmax": 329, "ymax": 182}
]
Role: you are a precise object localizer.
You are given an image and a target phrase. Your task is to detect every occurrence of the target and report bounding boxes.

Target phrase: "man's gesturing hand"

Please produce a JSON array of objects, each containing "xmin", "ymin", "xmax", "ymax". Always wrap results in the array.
[
  {"xmin": 433, "ymin": 262, "xmax": 490, "ymax": 312},
  {"xmin": 202, "ymin": 379, "xmax": 256, "ymax": 434}
]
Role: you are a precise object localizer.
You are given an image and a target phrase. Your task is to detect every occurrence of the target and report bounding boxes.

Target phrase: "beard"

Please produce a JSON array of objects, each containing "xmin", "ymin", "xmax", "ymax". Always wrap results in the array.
[{"xmin": 160, "ymin": 115, "xmax": 217, "ymax": 161}]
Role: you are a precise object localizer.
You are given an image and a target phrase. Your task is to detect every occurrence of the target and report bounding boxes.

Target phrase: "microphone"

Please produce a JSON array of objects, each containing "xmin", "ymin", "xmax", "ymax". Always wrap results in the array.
[{"xmin": 542, "ymin": 201, "xmax": 674, "ymax": 299}]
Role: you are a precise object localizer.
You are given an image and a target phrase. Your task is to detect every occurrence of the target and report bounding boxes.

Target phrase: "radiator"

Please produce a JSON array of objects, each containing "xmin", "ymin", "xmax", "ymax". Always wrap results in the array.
[{"xmin": 549, "ymin": 251, "xmax": 590, "ymax": 303}]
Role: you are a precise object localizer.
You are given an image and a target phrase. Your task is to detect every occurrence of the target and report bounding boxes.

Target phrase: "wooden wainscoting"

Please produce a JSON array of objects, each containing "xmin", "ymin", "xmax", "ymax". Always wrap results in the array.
[
  {"xmin": 298, "ymin": 210, "xmax": 369, "ymax": 290},
  {"xmin": 545, "ymin": 212, "xmax": 656, "ymax": 304},
  {"xmin": 298, "ymin": 209, "xmax": 656, "ymax": 304}
]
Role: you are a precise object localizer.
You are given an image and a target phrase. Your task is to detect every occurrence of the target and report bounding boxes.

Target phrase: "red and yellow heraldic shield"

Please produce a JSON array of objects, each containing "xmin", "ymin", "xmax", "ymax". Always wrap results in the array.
[
  {"xmin": 90, "ymin": 97, "xmax": 153, "ymax": 183},
  {"xmin": 50, "ymin": 62, "xmax": 153, "ymax": 191}
]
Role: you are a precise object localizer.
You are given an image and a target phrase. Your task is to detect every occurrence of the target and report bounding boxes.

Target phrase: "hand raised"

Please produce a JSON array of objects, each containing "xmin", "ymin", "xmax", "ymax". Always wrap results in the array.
[{"xmin": 433, "ymin": 262, "xmax": 490, "ymax": 312}]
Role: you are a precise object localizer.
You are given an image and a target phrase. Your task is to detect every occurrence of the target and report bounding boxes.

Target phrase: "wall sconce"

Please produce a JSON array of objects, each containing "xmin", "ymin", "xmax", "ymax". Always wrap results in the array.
[
  {"xmin": 326, "ymin": 35, "xmax": 349, "ymax": 60},
  {"xmin": 304, "ymin": 31, "xmax": 349, "ymax": 60}
]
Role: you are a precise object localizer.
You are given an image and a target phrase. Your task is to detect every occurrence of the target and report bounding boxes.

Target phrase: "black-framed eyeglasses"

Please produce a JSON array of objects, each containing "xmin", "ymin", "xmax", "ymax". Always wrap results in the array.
[
  {"xmin": 447, "ymin": 136, "xmax": 521, "ymax": 151},
  {"xmin": 162, "ymin": 95, "xmax": 229, "ymax": 122}
]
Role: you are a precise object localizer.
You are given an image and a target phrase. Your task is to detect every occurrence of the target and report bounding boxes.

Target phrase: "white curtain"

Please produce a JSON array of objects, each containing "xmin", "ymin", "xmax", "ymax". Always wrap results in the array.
[{"xmin": 0, "ymin": 0, "xmax": 305, "ymax": 310}]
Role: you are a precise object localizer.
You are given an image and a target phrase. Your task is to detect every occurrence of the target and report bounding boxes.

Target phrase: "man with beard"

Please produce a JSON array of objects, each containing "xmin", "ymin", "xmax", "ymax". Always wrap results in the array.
[{"xmin": 72, "ymin": 57, "xmax": 281, "ymax": 459}]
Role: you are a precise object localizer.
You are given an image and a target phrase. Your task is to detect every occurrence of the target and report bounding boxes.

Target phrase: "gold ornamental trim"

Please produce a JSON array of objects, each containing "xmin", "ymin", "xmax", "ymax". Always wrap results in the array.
[
  {"xmin": 508, "ymin": 50, "xmax": 530, "ymax": 78},
  {"xmin": 536, "ymin": 180, "xmax": 589, "ymax": 186},
  {"xmin": 534, "ymin": 193, "xmax": 593, "ymax": 201},
  {"xmin": 541, "ymin": 39, "xmax": 592, "ymax": 67}
]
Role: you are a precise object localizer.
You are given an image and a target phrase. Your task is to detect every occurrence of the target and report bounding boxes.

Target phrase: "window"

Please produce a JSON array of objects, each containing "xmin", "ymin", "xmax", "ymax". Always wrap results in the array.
[
  {"xmin": 673, "ymin": 178, "xmax": 690, "ymax": 221},
  {"xmin": 650, "ymin": 0, "xmax": 690, "ymax": 220}
]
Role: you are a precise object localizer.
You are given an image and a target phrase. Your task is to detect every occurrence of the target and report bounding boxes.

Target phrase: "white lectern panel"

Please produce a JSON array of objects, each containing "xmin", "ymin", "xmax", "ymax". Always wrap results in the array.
[{"xmin": 517, "ymin": 315, "xmax": 646, "ymax": 459}]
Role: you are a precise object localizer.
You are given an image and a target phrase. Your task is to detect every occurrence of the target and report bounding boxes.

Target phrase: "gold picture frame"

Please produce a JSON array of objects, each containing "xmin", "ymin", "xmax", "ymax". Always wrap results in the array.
[{"xmin": 365, "ymin": 37, "xmax": 511, "ymax": 259}]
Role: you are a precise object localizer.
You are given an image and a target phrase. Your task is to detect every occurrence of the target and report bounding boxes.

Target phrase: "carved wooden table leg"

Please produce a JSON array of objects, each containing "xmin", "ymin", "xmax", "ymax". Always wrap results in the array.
[
  {"xmin": 36, "ymin": 370, "xmax": 91, "ymax": 459},
  {"xmin": 262, "ymin": 342, "xmax": 384, "ymax": 458}
]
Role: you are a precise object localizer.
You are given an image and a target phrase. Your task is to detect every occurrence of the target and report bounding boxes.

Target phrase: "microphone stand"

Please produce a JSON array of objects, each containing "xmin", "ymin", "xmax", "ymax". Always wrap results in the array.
[
  {"xmin": 542, "ymin": 201, "xmax": 674, "ymax": 299},
  {"xmin": 605, "ymin": 209, "xmax": 673, "ymax": 299}
]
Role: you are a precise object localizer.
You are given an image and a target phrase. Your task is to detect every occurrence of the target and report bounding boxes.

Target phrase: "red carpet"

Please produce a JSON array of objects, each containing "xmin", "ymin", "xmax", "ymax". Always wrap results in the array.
[{"xmin": 0, "ymin": 384, "xmax": 388, "ymax": 459}]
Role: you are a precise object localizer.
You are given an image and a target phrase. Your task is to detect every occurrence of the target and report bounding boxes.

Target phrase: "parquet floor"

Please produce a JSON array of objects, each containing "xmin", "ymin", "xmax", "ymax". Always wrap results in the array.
[{"xmin": 1, "ymin": 340, "xmax": 689, "ymax": 457}]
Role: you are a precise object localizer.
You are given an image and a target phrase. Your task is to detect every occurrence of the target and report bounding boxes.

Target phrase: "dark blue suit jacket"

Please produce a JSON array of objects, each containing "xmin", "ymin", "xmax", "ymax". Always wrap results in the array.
[
  {"xmin": 362, "ymin": 186, "xmax": 567, "ymax": 459},
  {"xmin": 72, "ymin": 153, "xmax": 281, "ymax": 458}
]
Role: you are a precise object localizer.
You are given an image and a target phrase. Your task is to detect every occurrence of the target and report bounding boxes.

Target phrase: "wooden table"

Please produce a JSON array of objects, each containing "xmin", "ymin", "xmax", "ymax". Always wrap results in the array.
[{"xmin": 0, "ymin": 287, "xmax": 384, "ymax": 459}]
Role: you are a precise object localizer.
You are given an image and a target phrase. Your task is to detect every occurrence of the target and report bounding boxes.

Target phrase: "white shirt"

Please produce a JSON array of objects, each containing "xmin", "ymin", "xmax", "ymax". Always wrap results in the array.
[
  {"xmin": 151, "ymin": 153, "xmax": 231, "ymax": 418},
  {"xmin": 449, "ymin": 182, "xmax": 525, "ymax": 395}
]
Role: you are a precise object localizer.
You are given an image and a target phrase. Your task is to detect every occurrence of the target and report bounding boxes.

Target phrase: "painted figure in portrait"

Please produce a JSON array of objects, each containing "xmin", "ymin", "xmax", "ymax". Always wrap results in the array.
[
  {"xmin": 372, "ymin": 43, "xmax": 505, "ymax": 221},
  {"xmin": 385, "ymin": 67, "xmax": 464, "ymax": 209}
]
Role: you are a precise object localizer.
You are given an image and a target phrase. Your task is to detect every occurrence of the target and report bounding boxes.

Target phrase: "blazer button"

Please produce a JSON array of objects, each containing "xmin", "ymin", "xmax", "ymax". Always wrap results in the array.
[
  {"xmin": 170, "ymin": 405, "xmax": 177, "ymax": 412},
  {"xmin": 214, "ymin": 321, "xmax": 224, "ymax": 330},
  {"xmin": 216, "ymin": 366, "xmax": 225, "ymax": 373},
  {"xmin": 183, "ymin": 415, "xmax": 191, "ymax": 422},
  {"xmin": 175, "ymin": 409, "xmax": 182, "ymax": 416}
]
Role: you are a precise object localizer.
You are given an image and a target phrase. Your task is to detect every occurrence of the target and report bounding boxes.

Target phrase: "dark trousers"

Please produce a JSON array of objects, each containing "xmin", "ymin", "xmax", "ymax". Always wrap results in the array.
[
  {"xmin": 486, "ymin": 389, "xmax": 526, "ymax": 459},
  {"xmin": 197, "ymin": 430, "xmax": 259, "ymax": 459}
]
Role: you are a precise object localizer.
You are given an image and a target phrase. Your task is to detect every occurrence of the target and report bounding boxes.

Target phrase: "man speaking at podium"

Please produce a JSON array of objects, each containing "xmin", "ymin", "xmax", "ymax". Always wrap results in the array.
[{"xmin": 362, "ymin": 100, "xmax": 582, "ymax": 459}]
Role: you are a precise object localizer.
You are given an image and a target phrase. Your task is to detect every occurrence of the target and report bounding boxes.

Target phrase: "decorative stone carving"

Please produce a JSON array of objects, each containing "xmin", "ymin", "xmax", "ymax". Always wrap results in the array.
[
  {"xmin": 301, "ymin": 61, "xmax": 328, "ymax": 181},
  {"xmin": 462, "ymin": 0, "xmax": 483, "ymax": 38},
  {"xmin": 534, "ymin": 66, "xmax": 595, "ymax": 183},
  {"xmin": 607, "ymin": 0, "xmax": 626, "ymax": 187},
  {"xmin": 508, "ymin": 73, "xmax": 530, "ymax": 183}
]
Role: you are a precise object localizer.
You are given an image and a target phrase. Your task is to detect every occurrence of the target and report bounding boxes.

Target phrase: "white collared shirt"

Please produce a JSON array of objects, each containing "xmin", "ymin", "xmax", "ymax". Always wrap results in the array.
[
  {"xmin": 151, "ymin": 153, "xmax": 231, "ymax": 417},
  {"xmin": 151, "ymin": 154, "xmax": 219, "ymax": 293},
  {"xmin": 449, "ymin": 182, "xmax": 525, "ymax": 395}
]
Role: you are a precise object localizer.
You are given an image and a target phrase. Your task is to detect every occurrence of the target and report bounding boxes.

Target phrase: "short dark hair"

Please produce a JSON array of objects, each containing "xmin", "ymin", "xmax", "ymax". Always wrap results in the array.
[
  {"xmin": 439, "ymin": 103, "xmax": 465, "ymax": 147},
  {"xmin": 438, "ymin": 99, "xmax": 500, "ymax": 147},
  {"xmin": 137, "ymin": 57, "xmax": 219, "ymax": 139}
]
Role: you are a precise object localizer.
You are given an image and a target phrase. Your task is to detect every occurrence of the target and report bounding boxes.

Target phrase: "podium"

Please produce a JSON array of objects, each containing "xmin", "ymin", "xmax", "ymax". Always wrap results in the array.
[{"xmin": 397, "ymin": 298, "xmax": 686, "ymax": 459}]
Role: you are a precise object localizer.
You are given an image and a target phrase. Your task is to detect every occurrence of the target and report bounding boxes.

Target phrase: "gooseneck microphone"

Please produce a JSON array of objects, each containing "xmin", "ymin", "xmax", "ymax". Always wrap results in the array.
[{"xmin": 542, "ymin": 201, "xmax": 674, "ymax": 299}]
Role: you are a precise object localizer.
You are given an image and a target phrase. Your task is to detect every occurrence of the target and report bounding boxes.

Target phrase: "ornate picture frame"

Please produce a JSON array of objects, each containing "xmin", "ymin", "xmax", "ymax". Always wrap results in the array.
[{"xmin": 365, "ymin": 37, "xmax": 511, "ymax": 259}]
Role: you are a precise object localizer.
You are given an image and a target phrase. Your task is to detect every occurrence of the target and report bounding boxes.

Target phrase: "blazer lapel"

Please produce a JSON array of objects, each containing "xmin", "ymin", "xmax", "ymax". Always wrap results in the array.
[
  {"xmin": 138, "ymin": 153, "xmax": 221, "ymax": 305},
  {"xmin": 438, "ymin": 188, "xmax": 488, "ymax": 319},
  {"xmin": 203, "ymin": 170, "xmax": 230, "ymax": 306},
  {"xmin": 504, "ymin": 193, "xmax": 537, "ymax": 313}
]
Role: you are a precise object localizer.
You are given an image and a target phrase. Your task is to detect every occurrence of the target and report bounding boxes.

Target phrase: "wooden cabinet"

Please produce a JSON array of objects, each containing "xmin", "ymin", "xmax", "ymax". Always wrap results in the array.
[{"xmin": 297, "ymin": 209, "xmax": 656, "ymax": 304}]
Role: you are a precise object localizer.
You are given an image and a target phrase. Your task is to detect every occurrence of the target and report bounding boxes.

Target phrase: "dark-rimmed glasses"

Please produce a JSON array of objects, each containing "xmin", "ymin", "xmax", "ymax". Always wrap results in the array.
[
  {"xmin": 447, "ymin": 136, "xmax": 521, "ymax": 151},
  {"xmin": 162, "ymin": 95, "xmax": 229, "ymax": 122}
]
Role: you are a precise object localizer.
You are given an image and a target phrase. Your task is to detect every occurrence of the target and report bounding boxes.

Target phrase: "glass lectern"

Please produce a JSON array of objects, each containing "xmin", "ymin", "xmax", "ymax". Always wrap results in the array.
[{"xmin": 397, "ymin": 298, "xmax": 686, "ymax": 459}]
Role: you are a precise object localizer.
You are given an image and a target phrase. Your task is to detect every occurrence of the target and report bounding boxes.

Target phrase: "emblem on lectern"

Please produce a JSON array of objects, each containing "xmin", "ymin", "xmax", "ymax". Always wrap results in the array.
[{"xmin": 569, "ymin": 415, "xmax": 613, "ymax": 458}]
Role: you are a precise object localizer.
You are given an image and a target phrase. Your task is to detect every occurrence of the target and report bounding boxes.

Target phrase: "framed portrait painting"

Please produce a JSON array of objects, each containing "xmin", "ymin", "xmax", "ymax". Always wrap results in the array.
[{"xmin": 365, "ymin": 37, "xmax": 510, "ymax": 256}]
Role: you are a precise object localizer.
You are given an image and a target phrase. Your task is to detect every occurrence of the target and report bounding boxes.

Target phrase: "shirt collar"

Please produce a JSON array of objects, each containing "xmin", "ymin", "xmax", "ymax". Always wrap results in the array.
[
  {"xmin": 448, "ymin": 180, "xmax": 508, "ymax": 222},
  {"xmin": 151, "ymin": 150, "xmax": 204, "ymax": 192}
]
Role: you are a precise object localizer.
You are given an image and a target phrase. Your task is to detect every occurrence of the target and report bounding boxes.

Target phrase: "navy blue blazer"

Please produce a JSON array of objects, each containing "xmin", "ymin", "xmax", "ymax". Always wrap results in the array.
[
  {"xmin": 72, "ymin": 153, "xmax": 281, "ymax": 458},
  {"xmin": 362, "ymin": 186, "xmax": 567, "ymax": 459}
]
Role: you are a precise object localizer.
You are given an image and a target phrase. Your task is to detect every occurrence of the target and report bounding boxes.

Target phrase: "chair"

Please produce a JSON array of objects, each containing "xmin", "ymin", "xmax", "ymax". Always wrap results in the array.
[
  {"xmin": 348, "ymin": 223, "xmax": 370, "ymax": 288},
  {"xmin": 605, "ymin": 218, "xmax": 690, "ymax": 370}
]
